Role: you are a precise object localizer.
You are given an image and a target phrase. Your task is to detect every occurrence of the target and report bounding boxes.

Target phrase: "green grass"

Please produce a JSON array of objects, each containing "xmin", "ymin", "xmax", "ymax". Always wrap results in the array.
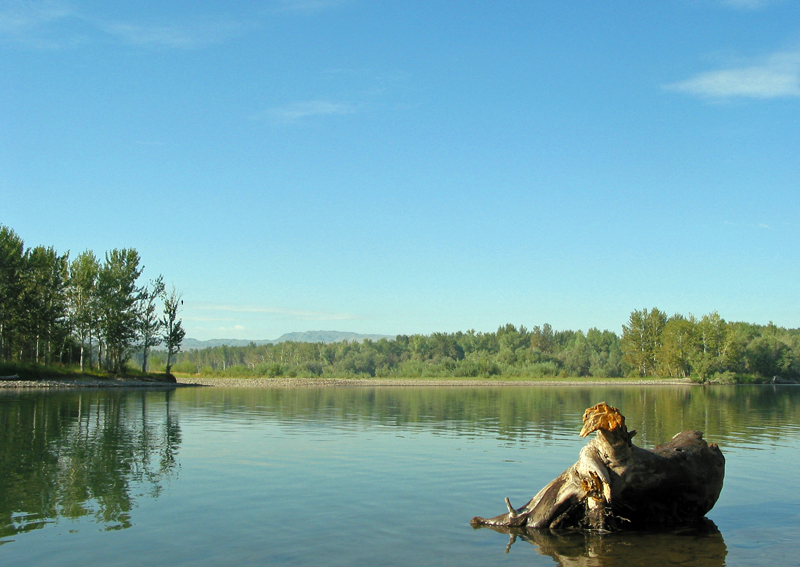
[{"xmin": 0, "ymin": 361, "xmax": 171, "ymax": 382}]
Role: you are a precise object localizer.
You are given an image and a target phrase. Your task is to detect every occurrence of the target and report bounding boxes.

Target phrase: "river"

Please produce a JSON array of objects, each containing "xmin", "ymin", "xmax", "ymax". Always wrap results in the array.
[{"xmin": 1, "ymin": 384, "xmax": 798, "ymax": 566}]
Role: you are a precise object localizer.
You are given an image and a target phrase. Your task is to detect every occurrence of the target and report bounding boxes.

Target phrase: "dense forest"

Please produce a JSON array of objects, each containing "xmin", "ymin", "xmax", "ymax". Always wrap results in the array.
[
  {"xmin": 153, "ymin": 308, "xmax": 800, "ymax": 383},
  {"xmin": 0, "ymin": 225, "xmax": 185, "ymax": 375},
  {"xmin": 3, "ymin": 225, "xmax": 798, "ymax": 383}
]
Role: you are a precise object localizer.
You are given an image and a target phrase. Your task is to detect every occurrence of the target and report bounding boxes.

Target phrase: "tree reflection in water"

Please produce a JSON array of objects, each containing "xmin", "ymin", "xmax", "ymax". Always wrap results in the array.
[
  {"xmin": 0, "ymin": 389, "xmax": 180, "ymax": 540},
  {"xmin": 475, "ymin": 519, "xmax": 727, "ymax": 567}
]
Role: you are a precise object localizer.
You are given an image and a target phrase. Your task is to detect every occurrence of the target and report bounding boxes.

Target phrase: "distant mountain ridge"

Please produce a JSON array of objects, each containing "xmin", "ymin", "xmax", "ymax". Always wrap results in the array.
[{"xmin": 181, "ymin": 331, "xmax": 393, "ymax": 350}]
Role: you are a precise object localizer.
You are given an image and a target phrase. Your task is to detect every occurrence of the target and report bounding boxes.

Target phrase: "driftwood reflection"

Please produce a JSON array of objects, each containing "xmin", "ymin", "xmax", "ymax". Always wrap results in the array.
[
  {"xmin": 475, "ymin": 519, "xmax": 727, "ymax": 567},
  {"xmin": 0, "ymin": 390, "xmax": 181, "ymax": 540}
]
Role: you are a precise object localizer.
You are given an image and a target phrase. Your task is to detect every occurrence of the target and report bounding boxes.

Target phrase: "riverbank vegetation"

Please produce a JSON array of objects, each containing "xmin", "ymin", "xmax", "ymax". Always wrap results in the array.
[
  {"xmin": 153, "ymin": 311, "xmax": 799, "ymax": 383},
  {"xmin": 3, "ymin": 225, "xmax": 798, "ymax": 384},
  {"xmin": 0, "ymin": 225, "xmax": 185, "ymax": 377}
]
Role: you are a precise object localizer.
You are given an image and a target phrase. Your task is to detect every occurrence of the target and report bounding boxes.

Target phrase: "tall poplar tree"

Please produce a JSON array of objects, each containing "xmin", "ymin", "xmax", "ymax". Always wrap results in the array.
[
  {"xmin": 621, "ymin": 307, "xmax": 667, "ymax": 376},
  {"xmin": 97, "ymin": 249, "xmax": 143, "ymax": 373},
  {"xmin": 0, "ymin": 226, "xmax": 25, "ymax": 360},
  {"xmin": 137, "ymin": 275, "xmax": 165, "ymax": 373},
  {"xmin": 161, "ymin": 287, "xmax": 185, "ymax": 377},
  {"xmin": 68, "ymin": 251, "xmax": 100, "ymax": 371},
  {"xmin": 21, "ymin": 246, "xmax": 69, "ymax": 363},
  {"xmin": 658, "ymin": 315, "xmax": 697, "ymax": 378}
]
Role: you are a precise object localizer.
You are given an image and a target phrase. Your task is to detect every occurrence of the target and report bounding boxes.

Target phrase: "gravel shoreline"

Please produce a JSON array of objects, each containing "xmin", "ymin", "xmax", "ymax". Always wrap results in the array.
[
  {"xmin": 0, "ymin": 376, "xmax": 695, "ymax": 389},
  {"xmin": 0, "ymin": 377, "xmax": 190, "ymax": 389},
  {"xmin": 178, "ymin": 377, "xmax": 695, "ymax": 388}
]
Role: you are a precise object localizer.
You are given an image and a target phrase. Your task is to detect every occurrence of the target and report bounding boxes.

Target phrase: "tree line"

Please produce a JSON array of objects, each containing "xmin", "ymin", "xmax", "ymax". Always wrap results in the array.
[
  {"xmin": 0, "ymin": 225, "xmax": 185, "ymax": 374},
  {"xmin": 621, "ymin": 307, "xmax": 800, "ymax": 381},
  {"xmin": 166, "ymin": 312, "xmax": 799, "ymax": 382},
  {"xmin": 4, "ymin": 223, "xmax": 797, "ymax": 382}
]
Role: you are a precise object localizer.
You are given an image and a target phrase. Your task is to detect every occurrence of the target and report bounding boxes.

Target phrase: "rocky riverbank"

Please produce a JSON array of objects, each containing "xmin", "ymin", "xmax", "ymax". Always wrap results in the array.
[
  {"xmin": 0, "ymin": 376, "xmax": 186, "ymax": 388},
  {"xmin": 174, "ymin": 377, "xmax": 695, "ymax": 388},
  {"xmin": 0, "ymin": 375, "xmax": 695, "ymax": 389}
]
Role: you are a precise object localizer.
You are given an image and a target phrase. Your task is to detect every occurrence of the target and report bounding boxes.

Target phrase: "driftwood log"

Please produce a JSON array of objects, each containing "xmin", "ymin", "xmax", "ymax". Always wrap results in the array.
[{"xmin": 471, "ymin": 402, "xmax": 725, "ymax": 531}]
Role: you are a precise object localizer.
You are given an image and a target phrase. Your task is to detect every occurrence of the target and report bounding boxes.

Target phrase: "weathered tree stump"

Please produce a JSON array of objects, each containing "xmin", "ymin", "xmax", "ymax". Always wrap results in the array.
[{"xmin": 471, "ymin": 402, "xmax": 725, "ymax": 531}]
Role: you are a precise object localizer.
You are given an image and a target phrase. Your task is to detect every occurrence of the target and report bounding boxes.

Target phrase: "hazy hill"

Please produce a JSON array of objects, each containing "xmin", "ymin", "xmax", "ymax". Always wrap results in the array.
[
  {"xmin": 181, "ymin": 331, "xmax": 393, "ymax": 350},
  {"xmin": 272, "ymin": 331, "xmax": 393, "ymax": 344}
]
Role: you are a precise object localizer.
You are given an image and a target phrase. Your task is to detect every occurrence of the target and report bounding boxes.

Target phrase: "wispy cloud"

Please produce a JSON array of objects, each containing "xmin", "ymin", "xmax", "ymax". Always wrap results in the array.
[
  {"xmin": 0, "ymin": 1, "xmax": 248, "ymax": 49},
  {"xmin": 272, "ymin": 0, "xmax": 350, "ymax": 15},
  {"xmin": 97, "ymin": 18, "xmax": 247, "ymax": 49},
  {"xmin": 0, "ymin": 0, "xmax": 72, "ymax": 30},
  {"xmin": 258, "ymin": 99, "xmax": 356, "ymax": 123},
  {"xmin": 184, "ymin": 316, "xmax": 238, "ymax": 323},
  {"xmin": 665, "ymin": 50, "xmax": 800, "ymax": 100},
  {"xmin": 724, "ymin": 220, "xmax": 773, "ymax": 229},
  {"xmin": 719, "ymin": 0, "xmax": 775, "ymax": 9},
  {"xmin": 0, "ymin": 0, "xmax": 83, "ymax": 47},
  {"xmin": 196, "ymin": 303, "xmax": 358, "ymax": 321},
  {"xmin": 215, "ymin": 325, "xmax": 246, "ymax": 332}
]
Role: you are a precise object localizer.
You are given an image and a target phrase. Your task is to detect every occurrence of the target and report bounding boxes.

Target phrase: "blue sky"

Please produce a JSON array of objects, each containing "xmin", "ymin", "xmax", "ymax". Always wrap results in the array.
[{"xmin": 2, "ymin": 0, "xmax": 799, "ymax": 341}]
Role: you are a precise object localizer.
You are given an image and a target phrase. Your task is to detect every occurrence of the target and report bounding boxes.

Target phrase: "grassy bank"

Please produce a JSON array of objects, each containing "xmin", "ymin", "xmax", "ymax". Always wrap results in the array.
[{"xmin": 0, "ymin": 362, "xmax": 173, "ymax": 383}]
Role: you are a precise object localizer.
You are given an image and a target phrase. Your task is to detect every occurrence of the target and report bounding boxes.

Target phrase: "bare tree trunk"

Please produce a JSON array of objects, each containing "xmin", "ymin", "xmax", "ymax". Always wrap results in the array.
[
  {"xmin": 471, "ymin": 402, "xmax": 725, "ymax": 531},
  {"xmin": 59, "ymin": 334, "xmax": 67, "ymax": 364}
]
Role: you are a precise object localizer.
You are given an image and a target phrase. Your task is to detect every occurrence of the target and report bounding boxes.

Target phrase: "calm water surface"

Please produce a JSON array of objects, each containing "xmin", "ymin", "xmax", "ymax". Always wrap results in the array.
[{"xmin": 1, "ymin": 385, "xmax": 799, "ymax": 566}]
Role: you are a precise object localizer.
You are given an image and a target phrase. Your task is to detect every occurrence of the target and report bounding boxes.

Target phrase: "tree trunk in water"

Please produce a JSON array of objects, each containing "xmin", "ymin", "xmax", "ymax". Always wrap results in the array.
[{"xmin": 471, "ymin": 402, "xmax": 725, "ymax": 531}]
